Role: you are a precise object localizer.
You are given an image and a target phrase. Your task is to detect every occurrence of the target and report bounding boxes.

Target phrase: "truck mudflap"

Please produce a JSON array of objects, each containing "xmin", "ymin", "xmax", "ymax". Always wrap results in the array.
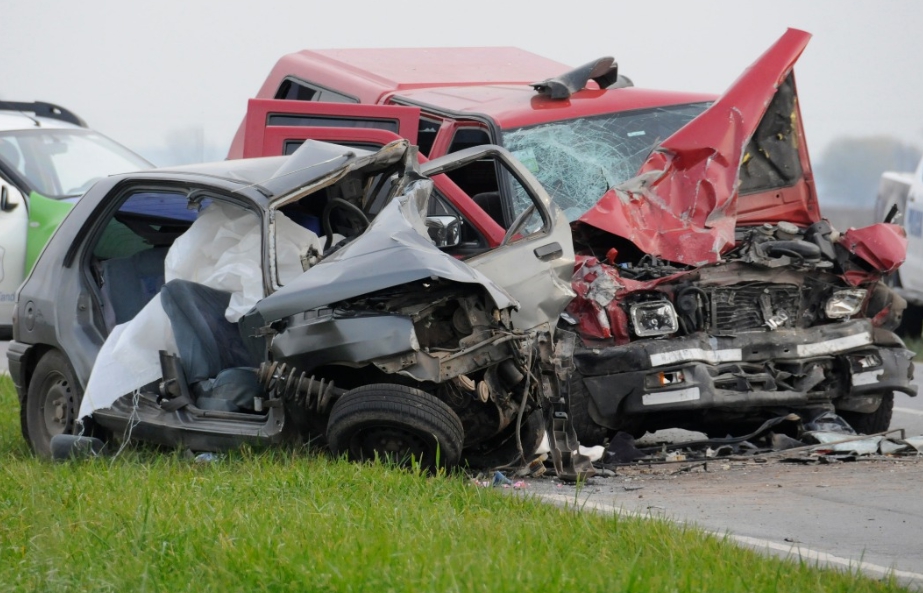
[{"xmin": 574, "ymin": 320, "xmax": 916, "ymax": 429}]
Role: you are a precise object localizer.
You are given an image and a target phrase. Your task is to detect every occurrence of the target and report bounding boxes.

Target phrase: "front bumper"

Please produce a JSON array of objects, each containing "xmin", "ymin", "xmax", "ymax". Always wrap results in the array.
[{"xmin": 575, "ymin": 320, "xmax": 916, "ymax": 428}]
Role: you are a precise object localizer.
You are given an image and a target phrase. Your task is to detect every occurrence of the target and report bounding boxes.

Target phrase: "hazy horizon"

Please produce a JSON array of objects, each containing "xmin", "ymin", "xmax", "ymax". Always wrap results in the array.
[{"xmin": 3, "ymin": 0, "xmax": 922, "ymax": 176}]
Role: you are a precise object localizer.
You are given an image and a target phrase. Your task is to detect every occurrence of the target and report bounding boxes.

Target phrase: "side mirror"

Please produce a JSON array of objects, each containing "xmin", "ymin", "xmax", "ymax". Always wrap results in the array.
[
  {"xmin": 884, "ymin": 203, "xmax": 901, "ymax": 224},
  {"xmin": 425, "ymin": 215, "xmax": 462, "ymax": 248},
  {"xmin": 0, "ymin": 185, "xmax": 18, "ymax": 212}
]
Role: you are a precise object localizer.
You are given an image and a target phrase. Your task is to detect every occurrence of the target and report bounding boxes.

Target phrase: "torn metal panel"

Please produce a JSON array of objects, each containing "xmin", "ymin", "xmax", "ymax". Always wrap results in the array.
[
  {"xmin": 575, "ymin": 29, "xmax": 814, "ymax": 265},
  {"xmin": 839, "ymin": 223, "xmax": 907, "ymax": 279}
]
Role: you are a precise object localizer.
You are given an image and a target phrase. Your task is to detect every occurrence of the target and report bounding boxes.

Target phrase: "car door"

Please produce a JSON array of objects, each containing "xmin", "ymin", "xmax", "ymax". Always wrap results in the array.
[
  {"xmin": 239, "ymin": 99, "xmax": 420, "ymax": 158},
  {"xmin": 0, "ymin": 179, "xmax": 28, "ymax": 332},
  {"xmin": 239, "ymin": 99, "xmax": 507, "ymax": 250},
  {"xmin": 421, "ymin": 146, "xmax": 575, "ymax": 331}
]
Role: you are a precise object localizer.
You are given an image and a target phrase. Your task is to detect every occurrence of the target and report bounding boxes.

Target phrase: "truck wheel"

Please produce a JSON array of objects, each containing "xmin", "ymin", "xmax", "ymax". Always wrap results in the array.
[
  {"xmin": 568, "ymin": 377, "xmax": 613, "ymax": 446},
  {"xmin": 25, "ymin": 350, "xmax": 82, "ymax": 458},
  {"xmin": 327, "ymin": 384, "xmax": 464, "ymax": 470},
  {"xmin": 839, "ymin": 393, "xmax": 894, "ymax": 435},
  {"xmin": 897, "ymin": 304, "xmax": 923, "ymax": 338}
]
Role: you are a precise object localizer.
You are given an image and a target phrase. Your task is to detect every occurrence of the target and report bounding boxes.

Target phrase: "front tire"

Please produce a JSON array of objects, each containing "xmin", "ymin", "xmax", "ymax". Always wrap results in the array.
[
  {"xmin": 25, "ymin": 350, "xmax": 83, "ymax": 458},
  {"xmin": 839, "ymin": 393, "xmax": 894, "ymax": 435},
  {"xmin": 327, "ymin": 384, "xmax": 464, "ymax": 470}
]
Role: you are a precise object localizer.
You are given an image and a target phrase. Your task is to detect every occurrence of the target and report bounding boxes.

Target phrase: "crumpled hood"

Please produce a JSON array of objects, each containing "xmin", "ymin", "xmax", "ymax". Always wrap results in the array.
[
  {"xmin": 576, "ymin": 28, "xmax": 813, "ymax": 266},
  {"xmin": 255, "ymin": 179, "xmax": 519, "ymax": 322}
]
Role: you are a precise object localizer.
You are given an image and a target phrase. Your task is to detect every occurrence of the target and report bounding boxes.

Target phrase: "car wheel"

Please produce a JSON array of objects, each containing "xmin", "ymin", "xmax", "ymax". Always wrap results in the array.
[
  {"xmin": 25, "ymin": 350, "xmax": 83, "ymax": 458},
  {"xmin": 839, "ymin": 392, "xmax": 894, "ymax": 435},
  {"xmin": 327, "ymin": 384, "xmax": 464, "ymax": 470},
  {"xmin": 568, "ymin": 377, "xmax": 614, "ymax": 445},
  {"xmin": 897, "ymin": 303, "xmax": 923, "ymax": 338},
  {"xmin": 461, "ymin": 408, "xmax": 545, "ymax": 470}
]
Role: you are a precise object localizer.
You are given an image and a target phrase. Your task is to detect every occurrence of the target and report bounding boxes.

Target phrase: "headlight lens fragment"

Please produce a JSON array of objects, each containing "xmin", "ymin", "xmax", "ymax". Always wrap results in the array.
[
  {"xmin": 825, "ymin": 289, "xmax": 867, "ymax": 319},
  {"xmin": 630, "ymin": 300, "xmax": 679, "ymax": 337}
]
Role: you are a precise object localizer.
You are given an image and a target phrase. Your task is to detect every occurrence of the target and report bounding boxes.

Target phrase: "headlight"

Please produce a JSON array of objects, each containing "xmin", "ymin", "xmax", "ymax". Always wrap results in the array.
[
  {"xmin": 630, "ymin": 301, "xmax": 678, "ymax": 337},
  {"xmin": 825, "ymin": 289, "xmax": 867, "ymax": 319}
]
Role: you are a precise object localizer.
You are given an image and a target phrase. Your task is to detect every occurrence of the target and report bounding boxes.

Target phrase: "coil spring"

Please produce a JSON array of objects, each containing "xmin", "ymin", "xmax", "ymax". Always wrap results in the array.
[{"xmin": 257, "ymin": 361, "xmax": 340, "ymax": 414}]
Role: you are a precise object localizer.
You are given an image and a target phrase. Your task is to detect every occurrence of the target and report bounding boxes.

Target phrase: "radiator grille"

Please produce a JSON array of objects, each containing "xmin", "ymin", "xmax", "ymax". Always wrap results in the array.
[{"xmin": 708, "ymin": 283, "xmax": 802, "ymax": 332}]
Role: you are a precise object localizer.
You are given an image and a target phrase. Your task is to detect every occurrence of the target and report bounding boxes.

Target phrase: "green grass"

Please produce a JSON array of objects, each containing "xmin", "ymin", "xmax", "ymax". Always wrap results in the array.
[
  {"xmin": 903, "ymin": 335, "xmax": 923, "ymax": 362},
  {"xmin": 0, "ymin": 374, "xmax": 909, "ymax": 592}
]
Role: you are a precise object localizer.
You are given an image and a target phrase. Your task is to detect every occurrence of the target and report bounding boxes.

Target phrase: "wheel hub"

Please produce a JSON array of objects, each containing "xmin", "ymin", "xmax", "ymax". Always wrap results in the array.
[{"xmin": 355, "ymin": 427, "xmax": 427, "ymax": 462}]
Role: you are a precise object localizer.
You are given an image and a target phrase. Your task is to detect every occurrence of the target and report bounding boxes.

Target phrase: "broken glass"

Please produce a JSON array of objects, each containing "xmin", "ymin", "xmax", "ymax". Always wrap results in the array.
[{"xmin": 503, "ymin": 103, "xmax": 711, "ymax": 221}]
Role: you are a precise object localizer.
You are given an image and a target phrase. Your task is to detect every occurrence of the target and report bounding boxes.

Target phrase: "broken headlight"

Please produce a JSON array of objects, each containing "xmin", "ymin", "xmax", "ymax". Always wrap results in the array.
[
  {"xmin": 825, "ymin": 289, "xmax": 867, "ymax": 319},
  {"xmin": 630, "ymin": 300, "xmax": 678, "ymax": 337}
]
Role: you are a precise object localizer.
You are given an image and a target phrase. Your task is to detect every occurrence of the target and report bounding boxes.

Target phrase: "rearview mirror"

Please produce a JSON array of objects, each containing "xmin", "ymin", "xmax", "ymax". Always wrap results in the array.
[
  {"xmin": 0, "ymin": 185, "xmax": 19, "ymax": 212},
  {"xmin": 425, "ymin": 215, "xmax": 461, "ymax": 248}
]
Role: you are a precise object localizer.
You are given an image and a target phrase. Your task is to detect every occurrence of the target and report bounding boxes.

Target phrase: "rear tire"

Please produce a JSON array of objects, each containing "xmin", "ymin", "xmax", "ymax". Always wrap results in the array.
[
  {"xmin": 327, "ymin": 384, "xmax": 464, "ymax": 470},
  {"xmin": 25, "ymin": 350, "xmax": 83, "ymax": 458},
  {"xmin": 839, "ymin": 392, "xmax": 894, "ymax": 435}
]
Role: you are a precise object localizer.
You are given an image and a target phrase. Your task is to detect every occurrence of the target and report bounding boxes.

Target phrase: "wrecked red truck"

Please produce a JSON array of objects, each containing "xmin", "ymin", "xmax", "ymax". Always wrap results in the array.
[{"xmin": 229, "ymin": 29, "xmax": 915, "ymax": 442}]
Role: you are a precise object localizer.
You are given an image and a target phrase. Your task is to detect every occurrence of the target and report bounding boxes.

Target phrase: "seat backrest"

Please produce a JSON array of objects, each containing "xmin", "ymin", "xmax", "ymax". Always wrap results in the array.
[
  {"xmin": 471, "ymin": 191, "xmax": 505, "ymax": 228},
  {"xmin": 100, "ymin": 247, "xmax": 169, "ymax": 328}
]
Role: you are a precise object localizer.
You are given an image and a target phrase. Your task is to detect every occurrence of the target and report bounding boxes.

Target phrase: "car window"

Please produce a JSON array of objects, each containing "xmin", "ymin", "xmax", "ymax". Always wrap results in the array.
[
  {"xmin": 92, "ymin": 191, "xmax": 198, "ymax": 260},
  {"xmin": 0, "ymin": 129, "xmax": 150, "ymax": 198},
  {"xmin": 275, "ymin": 77, "xmax": 358, "ymax": 104},
  {"xmin": 502, "ymin": 103, "xmax": 711, "ymax": 221}
]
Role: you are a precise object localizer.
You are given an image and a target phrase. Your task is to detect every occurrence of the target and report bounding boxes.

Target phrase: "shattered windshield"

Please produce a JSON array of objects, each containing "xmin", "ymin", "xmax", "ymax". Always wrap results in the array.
[{"xmin": 503, "ymin": 103, "xmax": 711, "ymax": 221}]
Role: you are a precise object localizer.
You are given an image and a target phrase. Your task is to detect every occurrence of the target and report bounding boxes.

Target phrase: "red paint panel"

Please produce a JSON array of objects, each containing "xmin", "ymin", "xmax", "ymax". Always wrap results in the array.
[
  {"xmin": 840, "ymin": 223, "xmax": 907, "ymax": 277},
  {"xmin": 577, "ymin": 29, "xmax": 813, "ymax": 266},
  {"xmin": 240, "ymin": 99, "xmax": 420, "ymax": 159}
]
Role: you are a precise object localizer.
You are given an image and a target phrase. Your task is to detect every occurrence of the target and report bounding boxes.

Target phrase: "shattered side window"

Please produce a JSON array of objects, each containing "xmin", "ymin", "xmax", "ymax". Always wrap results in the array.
[
  {"xmin": 738, "ymin": 73, "xmax": 803, "ymax": 195},
  {"xmin": 502, "ymin": 103, "xmax": 710, "ymax": 221}
]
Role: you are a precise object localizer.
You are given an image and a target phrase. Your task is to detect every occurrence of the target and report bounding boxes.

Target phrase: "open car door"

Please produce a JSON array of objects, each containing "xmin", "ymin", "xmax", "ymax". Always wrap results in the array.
[{"xmin": 240, "ymin": 99, "xmax": 420, "ymax": 158}]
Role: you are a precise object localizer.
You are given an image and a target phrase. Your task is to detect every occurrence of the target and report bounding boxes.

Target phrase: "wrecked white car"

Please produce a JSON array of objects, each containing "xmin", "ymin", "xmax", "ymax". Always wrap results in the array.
[{"xmin": 7, "ymin": 139, "xmax": 589, "ymax": 475}]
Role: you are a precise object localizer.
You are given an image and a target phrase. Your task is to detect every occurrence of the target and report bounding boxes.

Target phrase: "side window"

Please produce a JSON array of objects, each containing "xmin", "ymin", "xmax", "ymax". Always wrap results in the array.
[
  {"xmin": 267, "ymin": 113, "xmax": 399, "ymax": 133},
  {"xmin": 416, "ymin": 117, "xmax": 442, "ymax": 158},
  {"xmin": 435, "ymin": 153, "xmax": 547, "ymax": 253},
  {"xmin": 90, "ymin": 190, "xmax": 199, "ymax": 331},
  {"xmin": 275, "ymin": 77, "xmax": 359, "ymax": 104}
]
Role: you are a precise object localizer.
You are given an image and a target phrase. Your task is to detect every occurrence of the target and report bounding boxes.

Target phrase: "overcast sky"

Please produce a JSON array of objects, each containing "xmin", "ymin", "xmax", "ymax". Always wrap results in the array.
[{"xmin": 2, "ymin": 0, "xmax": 921, "ymax": 166}]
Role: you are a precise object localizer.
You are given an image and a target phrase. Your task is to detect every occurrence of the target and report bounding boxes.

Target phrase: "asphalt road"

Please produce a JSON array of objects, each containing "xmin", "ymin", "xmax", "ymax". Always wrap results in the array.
[{"xmin": 527, "ymin": 366, "xmax": 923, "ymax": 587}]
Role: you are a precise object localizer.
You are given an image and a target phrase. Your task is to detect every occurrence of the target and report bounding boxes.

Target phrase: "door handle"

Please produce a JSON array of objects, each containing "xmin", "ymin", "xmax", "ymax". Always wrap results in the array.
[{"xmin": 534, "ymin": 242, "xmax": 563, "ymax": 261}]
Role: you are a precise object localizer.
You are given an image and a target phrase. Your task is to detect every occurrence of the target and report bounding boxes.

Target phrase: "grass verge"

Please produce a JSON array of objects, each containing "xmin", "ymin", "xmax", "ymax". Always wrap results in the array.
[
  {"xmin": 902, "ymin": 335, "xmax": 923, "ymax": 362},
  {"xmin": 0, "ymin": 373, "xmax": 910, "ymax": 592}
]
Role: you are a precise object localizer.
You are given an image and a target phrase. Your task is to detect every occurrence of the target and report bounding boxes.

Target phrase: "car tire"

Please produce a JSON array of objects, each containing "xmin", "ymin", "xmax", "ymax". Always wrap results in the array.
[
  {"xmin": 461, "ymin": 408, "xmax": 545, "ymax": 470},
  {"xmin": 568, "ymin": 377, "xmax": 613, "ymax": 446},
  {"xmin": 25, "ymin": 350, "xmax": 83, "ymax": 458},
  {"xmin": 327, "ymin": 384, "xmax": 464, "ymax": 470},
  {"xmin": 897, "ymin": 303, "xmax": 923, "ymax": 338},
  {"xmin": 839, "ymin": 392, "xmax": 894, "ymax": 435}
]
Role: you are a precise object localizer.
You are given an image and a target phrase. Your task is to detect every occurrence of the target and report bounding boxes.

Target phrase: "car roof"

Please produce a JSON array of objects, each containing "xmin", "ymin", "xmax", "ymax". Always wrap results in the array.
[
  {"xmin": 391, "ymin": 85, "xmax": 718, "ymax": 129},
  {"xmin": 260, "ymin": 47, "xmax": 717, "ymax": 129},
  {"xmin": 136, "ymin": 140, "xmax": 382, "ymax": 201},
  {"xmin": 267, "ymin": 47, "xmax": 571, "ymax": 103},
  {"xmin": 0, "ymin": 111, "xmax": 83, "ymax": 132}
]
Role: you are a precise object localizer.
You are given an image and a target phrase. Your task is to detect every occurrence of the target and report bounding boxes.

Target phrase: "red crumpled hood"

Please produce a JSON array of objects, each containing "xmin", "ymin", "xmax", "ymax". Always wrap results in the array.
[{"xmin": 576, "ymin": 29, "xmax": 813, "ymax": 266}]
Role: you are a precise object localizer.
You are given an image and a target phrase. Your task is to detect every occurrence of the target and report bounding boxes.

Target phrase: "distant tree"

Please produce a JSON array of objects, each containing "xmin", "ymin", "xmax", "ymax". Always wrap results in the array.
[{"xmin": 814, "ymin": 136, "xmax": 921, "ymax": 208}]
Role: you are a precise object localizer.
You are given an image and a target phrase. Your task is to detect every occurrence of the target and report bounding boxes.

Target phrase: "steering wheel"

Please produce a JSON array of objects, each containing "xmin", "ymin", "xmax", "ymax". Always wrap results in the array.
[{"xmin": 322, "ymin": 198, "xmax": 370, "ymax": 251}]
